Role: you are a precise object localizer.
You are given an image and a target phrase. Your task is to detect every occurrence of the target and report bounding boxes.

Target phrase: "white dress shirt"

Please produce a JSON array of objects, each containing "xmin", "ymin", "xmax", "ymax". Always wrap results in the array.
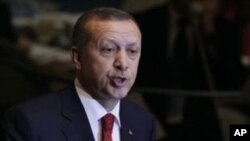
[{"xmin": 75, "ymin": 78, "xmax": 121, "ymax": 141}]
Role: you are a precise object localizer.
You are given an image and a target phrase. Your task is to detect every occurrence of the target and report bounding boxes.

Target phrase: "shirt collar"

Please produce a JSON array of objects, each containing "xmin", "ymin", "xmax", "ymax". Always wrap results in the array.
[{"xmin": 74, "ymin": 78, "xmax": 121, "ymax": 127}]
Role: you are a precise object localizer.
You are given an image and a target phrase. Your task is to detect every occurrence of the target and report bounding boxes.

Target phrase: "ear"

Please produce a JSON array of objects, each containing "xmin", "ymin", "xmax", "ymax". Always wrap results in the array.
[{"xmin": 71, "ymin": 46, "xmax": 82, "ymax": 70}]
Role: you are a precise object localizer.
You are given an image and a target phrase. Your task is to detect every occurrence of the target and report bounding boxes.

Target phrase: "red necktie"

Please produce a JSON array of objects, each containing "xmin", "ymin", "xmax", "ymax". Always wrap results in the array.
[{"xmin": 101, "ymin": 113, "xmax": 115, "ymax": 141}]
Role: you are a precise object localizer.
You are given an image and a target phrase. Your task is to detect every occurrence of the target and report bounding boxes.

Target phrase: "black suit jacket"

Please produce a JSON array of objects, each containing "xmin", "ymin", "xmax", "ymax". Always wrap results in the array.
[{"xmin": 2, "ymin": 87, "xmax": 155, "ymax": 141}]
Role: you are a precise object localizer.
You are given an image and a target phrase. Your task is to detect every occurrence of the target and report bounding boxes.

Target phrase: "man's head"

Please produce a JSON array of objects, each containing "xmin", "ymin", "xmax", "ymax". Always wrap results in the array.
[{"xmin": 71, "ymin": 8, "xmax": 141, "ymax": 102}]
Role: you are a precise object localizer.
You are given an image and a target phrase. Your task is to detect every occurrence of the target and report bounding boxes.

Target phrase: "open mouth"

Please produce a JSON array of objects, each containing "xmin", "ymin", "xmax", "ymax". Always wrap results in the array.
[{"xmin": 111, "ymin": 76, "xmax": 127, "ymax": 87}]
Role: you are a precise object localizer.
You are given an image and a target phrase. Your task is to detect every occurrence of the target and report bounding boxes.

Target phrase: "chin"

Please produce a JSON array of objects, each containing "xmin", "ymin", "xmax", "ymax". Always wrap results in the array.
[{"xmin": 111, "ymin": 90, "xmax": 129, "ymax": 99}]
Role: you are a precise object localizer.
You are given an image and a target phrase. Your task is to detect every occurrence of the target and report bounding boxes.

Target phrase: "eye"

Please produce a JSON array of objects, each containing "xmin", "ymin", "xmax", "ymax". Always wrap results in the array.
[
  {"xmin": 100, "ymin": 45, "xmax": 117, "ymax": 55},
  {"xmin": 127, "ymin": 48, "xmax": 139, "ymax": 58},
  {"xmin": 129, "ymin": 49, "xmax": 137, "ymax": 54}
]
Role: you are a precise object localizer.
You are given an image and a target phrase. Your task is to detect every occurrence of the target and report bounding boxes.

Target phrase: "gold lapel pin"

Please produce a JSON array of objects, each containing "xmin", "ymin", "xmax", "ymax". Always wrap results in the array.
[{"xmin": 128, "ymin": 129, "xmax": 133, "ymax": 135}]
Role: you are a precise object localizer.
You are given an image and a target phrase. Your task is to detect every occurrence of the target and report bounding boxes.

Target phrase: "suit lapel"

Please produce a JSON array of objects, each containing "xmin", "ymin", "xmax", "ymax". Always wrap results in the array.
[
  {"xmin": 61, "ymin": 88, "xmax": 95, "ymax": 141},
  {"xmin": 120, "ymin": 125, "xmax": 133, "ymax": 141},
  {"xmin": 120, "ymin": 100, "xmax": 134, "ymax": 141}
]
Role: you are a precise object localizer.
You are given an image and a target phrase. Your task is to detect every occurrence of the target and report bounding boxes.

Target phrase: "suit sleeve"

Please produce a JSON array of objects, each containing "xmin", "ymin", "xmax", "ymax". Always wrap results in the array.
[{"xmin": 2, "ymin": 108, "xmax": 36, "ymax": 141}]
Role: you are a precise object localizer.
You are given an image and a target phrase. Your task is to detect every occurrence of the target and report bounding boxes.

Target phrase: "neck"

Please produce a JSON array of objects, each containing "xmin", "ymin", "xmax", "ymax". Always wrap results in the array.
[{"xmin": 97, "ymin": 99, "xmax": 119, "ymax": 112}]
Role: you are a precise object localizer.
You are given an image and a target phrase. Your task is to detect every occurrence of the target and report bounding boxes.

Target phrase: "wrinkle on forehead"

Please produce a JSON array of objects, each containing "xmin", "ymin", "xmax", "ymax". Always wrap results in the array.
[
  {"xmin": 87, "ymin": 19, "xmax": 141, "ymax": 39},
  {"xmin": 96, "ymin": 35, "xmax": 141, "ymax": 49}
]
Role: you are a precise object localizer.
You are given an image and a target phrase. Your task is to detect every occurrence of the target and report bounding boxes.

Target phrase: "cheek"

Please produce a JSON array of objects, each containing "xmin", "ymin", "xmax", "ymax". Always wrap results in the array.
[
  {"xmin": 129, "ymin": 61, "xmax": 140, "ymax": 82},
  {"xmin": 91, "ymin": 60, "xmax": 112, "ymax": 80},
  {"xmin": 131, "ymin": 60, "xmax": 140, "ymax": 74}
]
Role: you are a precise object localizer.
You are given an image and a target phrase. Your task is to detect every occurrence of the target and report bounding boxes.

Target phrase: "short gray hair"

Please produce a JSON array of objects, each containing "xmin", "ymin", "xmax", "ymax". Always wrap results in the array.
[{"xmin": 72, "ymin": 7, "xmax": 138, "ymax": 48}]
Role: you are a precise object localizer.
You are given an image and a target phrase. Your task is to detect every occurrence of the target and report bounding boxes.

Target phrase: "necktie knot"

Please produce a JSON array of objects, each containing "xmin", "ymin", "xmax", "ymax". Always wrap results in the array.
[{"xmin": 101, "ymin": 113, "xmax": 115, "ymax": 141}]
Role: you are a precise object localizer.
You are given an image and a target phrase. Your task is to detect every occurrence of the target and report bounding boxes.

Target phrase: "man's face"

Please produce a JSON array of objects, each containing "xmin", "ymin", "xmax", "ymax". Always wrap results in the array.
[{"xmin": 74, "ymin": 19, "xmax": 141, "ymax": 101}]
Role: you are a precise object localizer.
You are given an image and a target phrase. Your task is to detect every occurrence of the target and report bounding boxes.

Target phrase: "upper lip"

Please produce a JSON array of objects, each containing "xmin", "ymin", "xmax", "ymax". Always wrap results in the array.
[{"xmin": 111, "ymin": 76, "xmax": 127, "ymax": 80}]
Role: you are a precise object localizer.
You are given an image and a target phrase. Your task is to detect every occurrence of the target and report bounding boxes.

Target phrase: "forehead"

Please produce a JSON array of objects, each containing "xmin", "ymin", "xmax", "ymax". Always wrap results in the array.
[{"xmin": 86, "ymin": 19, "xmax": 141, "ymax": 39}]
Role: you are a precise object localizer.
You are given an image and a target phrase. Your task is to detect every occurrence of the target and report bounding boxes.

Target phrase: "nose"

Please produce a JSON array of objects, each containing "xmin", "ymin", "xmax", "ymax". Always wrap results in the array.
[{"xmin": 114, "ymin": 50, "xmax": 128, "ymax": 72}]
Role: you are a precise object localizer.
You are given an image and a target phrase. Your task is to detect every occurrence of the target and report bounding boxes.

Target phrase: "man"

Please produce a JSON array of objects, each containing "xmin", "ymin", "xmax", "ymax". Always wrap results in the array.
[{"xmin": 2, "ymin": 7, "xmax": 155, "ymax": 141}]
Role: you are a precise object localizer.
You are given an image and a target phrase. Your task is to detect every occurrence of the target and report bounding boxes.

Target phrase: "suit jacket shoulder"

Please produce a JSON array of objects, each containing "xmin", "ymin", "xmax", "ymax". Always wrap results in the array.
[{"xmin": 3, "ymin": 87, "xmax": 94, "ymax": 141}]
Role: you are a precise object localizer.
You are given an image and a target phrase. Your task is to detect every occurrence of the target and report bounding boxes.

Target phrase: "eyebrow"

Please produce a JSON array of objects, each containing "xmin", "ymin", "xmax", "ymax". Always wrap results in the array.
[
  {"xmin": 127, "ymin": 42, "xmax": 138, "ymax": 48},
  {"xmin": 101, "ymin": 38, "xmax": 139, "ymax": 47}
]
